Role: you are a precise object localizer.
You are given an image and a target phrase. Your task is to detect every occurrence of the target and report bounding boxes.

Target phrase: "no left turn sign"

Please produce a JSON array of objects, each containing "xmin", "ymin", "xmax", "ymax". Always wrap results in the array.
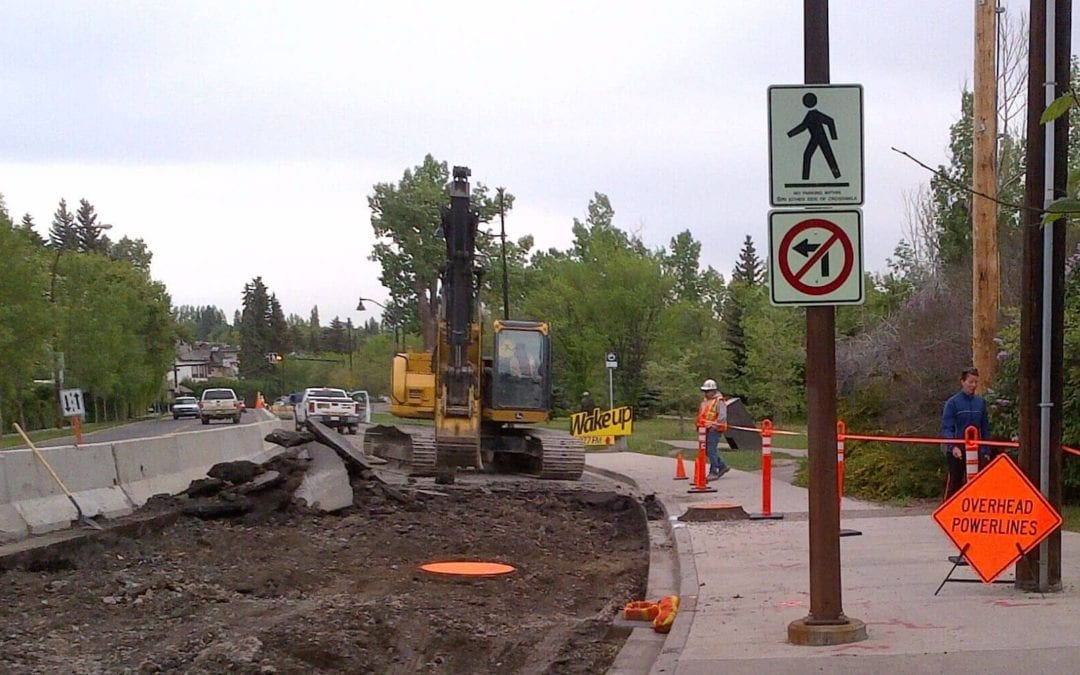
[{"xmin": 769, "ymin": 209, "xmax": 864, "ymax": 306}]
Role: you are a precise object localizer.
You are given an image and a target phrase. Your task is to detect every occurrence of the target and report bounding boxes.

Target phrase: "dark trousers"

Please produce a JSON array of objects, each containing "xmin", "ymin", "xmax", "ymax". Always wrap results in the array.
[{"xmin": 944, "ymin": 452, "xmax": 966, "ymax": 499}]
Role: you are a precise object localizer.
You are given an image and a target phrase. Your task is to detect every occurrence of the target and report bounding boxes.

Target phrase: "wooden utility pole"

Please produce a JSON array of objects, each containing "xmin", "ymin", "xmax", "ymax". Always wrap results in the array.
[{"xmin": 972, "ymin": 0, "xmax": 999, "ymax": 389}]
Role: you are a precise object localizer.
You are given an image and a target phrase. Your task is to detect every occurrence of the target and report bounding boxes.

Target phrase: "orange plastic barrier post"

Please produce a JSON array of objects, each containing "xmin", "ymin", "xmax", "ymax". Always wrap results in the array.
[
  {"xmin": 688, "ymin": 426, "xmax": 717, "ymax": 493},
  {"xmin": 673, "ymin": 452, "xmax": 688, "ymax": 480},
  {"xmin": 750, "ymin": 419, "xmax": 782, "ymax": 520},
  {"xmin": 837, "ymin": 420, "xmax": 846, "ymax": 507},
  {"xmin": 964, "ymin": 425, "xmax": 980, "ymax": 480}
]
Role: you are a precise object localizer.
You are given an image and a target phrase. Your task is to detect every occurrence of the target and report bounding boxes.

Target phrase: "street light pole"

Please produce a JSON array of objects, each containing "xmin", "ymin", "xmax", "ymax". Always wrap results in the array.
[
  {"xmin": 357, "ymin": 296, "xmax": 401, "ymax": 352},
  {"xmin": 347, "ymin": 318, "xmax": 354, "ymax": 381}
]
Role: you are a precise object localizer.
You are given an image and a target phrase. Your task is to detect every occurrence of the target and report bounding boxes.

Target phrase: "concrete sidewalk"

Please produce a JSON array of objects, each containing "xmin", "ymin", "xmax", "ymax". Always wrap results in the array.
[{"xmin": 590, "ymin": 452, "xmax": 1080, "ymax": 675}]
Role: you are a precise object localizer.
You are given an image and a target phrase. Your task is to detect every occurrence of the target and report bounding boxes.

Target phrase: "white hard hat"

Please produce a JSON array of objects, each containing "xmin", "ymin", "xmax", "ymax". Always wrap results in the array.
[{"xmin": 700, "ymin": 379, "xmax": 718, "ymax": 391}]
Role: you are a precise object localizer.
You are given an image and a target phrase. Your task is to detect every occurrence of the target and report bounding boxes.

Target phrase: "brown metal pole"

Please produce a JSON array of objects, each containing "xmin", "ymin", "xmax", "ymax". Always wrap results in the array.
[
  {"xmin": 803, "ymin": 0, "xmax": 843, "ymax": 625},
  {"xmin": 1017, "ymin": 0, "xmax": 1068, "ymax": 592}
]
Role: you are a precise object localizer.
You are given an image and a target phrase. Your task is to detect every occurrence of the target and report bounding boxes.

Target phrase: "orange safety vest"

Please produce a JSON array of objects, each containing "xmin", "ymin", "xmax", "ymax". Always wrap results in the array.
[{"xmin": 697, "ymin": 396, "xmax": 723, "ymax": 429}]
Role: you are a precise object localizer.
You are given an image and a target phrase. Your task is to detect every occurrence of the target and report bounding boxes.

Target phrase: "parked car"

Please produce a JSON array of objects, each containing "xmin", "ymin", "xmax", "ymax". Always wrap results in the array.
[
  {"xmin": 294, "ymin": 387, "xmax": 363, "ymax": 433},
  {"xmin": 199, "ymin": 387, "xmax": 242, "ymax": 425},
  {"xmin": 171, "ymin": 396, "xmax": 200, "ymax": 420}
]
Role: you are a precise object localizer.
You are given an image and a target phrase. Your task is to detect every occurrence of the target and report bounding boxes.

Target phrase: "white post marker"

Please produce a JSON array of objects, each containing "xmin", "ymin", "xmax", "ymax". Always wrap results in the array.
[
  {"xmin": 605, "ymin": 352, "xmax": 617, "ymax": 410},
  {"xmin": 768, "ymin": 209, "xmax": 864, "ymax": 306},
  {"xmin": 59, "ymin": 388, "xmax": 85, "ymax": 418},
  {"xmin": 768, "ymin": 84, "xmax": 863, "ymax": 207}
]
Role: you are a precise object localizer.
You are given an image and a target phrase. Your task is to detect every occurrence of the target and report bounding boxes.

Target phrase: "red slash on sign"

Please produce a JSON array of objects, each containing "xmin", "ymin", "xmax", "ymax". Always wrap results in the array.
[{"xmin": 777, "ymin": 218, "xmax": 854, "ymax": 295}]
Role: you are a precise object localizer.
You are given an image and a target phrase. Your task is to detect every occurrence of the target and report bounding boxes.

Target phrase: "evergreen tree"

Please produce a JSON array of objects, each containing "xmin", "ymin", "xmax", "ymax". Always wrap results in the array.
[
  {"xmin": 731, "ymin": 235, "xmax": 764, "ymax": 285},
  {"xmin": 269, "ymin": 294, "xmax": 290, "ymax": 353},
  {"xmin": 75, "ymin": 198, "xmax": 109, "ymax": 254},
  {"xmin": 325, "ymin": 317, "xmax": 348, "ymax": 353},
  {"xmin": 308, "ymin": 305, "xmax": 322, "ymax": 352},
  {"xmin": 49, "ymin": 198, "xmax": 78, "ymax": 250},
  {"xmin": 286, "ymin": 313, "xmax": 308, "ymax": 353},
  {"xmin": 239, "ymin": 277, "xmax": 273, "ymax": 377},
  {"xmin": 723, "ymin": 235, "xmax": 763, "ymax": 396},
  {"xmin": 18, "ymin": 214, "xmax": 45, "ymax": 246}
]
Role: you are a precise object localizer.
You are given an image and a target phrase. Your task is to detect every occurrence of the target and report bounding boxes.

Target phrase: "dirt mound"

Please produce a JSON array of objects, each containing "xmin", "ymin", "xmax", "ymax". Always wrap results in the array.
[{"xmin": 0, "ymin": 485, "xmax": 649, "ymax": 674}]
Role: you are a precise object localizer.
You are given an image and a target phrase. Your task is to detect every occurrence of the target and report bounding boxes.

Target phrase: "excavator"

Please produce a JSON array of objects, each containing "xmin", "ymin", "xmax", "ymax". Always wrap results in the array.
[{"xmin": 363, "ymin": 166, "xmax": 585, "ymax": 483}]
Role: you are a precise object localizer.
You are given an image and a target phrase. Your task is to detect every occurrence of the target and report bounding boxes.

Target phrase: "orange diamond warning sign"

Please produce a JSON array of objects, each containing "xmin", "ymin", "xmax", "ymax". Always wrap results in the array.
[{"xmin": 933, "ymin": 454, "xmax": 1062, "ymax": 583}]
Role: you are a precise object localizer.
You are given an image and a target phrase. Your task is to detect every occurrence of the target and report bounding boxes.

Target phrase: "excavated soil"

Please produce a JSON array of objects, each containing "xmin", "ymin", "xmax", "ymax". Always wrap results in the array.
[{"xmin": 0, "ymin": 481, "xmax": 649, "ymax": 674}]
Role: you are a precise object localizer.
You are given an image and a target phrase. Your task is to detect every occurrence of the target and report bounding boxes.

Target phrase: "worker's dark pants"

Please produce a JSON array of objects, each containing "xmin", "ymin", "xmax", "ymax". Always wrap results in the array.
[{"xmin": 944, "ymin": 451, "xmax": 966, "ymax": 499}]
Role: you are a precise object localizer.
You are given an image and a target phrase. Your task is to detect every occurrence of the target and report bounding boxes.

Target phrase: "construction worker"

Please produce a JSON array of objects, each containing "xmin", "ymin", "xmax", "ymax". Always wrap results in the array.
[
  {"xmin": 698, "ymin": 379, "xmax": 730, "ymax": 480},
  {"xmin": 580, "ymin": 391, "xmax": 597, "ymax": 412}
]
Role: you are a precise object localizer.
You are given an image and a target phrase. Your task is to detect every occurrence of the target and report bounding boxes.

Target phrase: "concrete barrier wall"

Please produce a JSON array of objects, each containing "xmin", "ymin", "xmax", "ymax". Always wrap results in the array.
[{"xmin": 0, "ymin": 413, "xmax": 282, "ymax": 543}]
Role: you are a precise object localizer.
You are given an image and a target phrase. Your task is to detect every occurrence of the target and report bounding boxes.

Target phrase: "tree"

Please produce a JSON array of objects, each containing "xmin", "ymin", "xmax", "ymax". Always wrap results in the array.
[
  {"xmin": 54, "ymin": 251, "xmax": 175, "ymax": 422},
  {"xmin": 324, "ymin": 317, "xmax": 348, "ymax": 354},
  {"xmin": 109, "ymin": 236, "xmax": 153, "ymax": 272},
  {"xmin": 731, "ymin": 235, "xmax": 764, "ymax": 285},
  {"xmin": 268, "ymin": 294, "xmax": 289, "ymax": 353},
  {"xmin": 18, "ymin": 213, "xmax": 45, "ymax": 246},
  {"xmin": 49, "ymin": 198, "xmax": 78, "ymax": 250},
  {"xmin": 0, "ymin": 215, "xmax": 51, "ymax": 431},
  {"xmin": 239, "ymin": 277, "xmax": 273, "ymax": 378},
  {"xmin": 75, "ymin": 198, "xmax": 109, "ymax": 254},
  {"xmin": 368, "ymin": 155, "xmax": 505, "ymax": 349},
  {"xmin": 663, "ymin": 231, "xmax": 705, "ymax": 302},
  {"xmin": 931, "ymin": 91, "xmax": 974, "ymax": 266},
  {"xmin": 723, "ymin": 235, "xmax": 765, "ymax": 397},
  {"xmin": 308, "ymin": 305, "xmax": 322, "ymax": 353},
  {"xmin": 522, "ymin": 193, "xmax": 672, "ymax": 408}
]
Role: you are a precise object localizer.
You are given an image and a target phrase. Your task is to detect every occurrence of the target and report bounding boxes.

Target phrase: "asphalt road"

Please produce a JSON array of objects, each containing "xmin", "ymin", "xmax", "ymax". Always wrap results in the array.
[{"xmin": 8, "ymin": 412, "xmax": 264, "ymax": 450}]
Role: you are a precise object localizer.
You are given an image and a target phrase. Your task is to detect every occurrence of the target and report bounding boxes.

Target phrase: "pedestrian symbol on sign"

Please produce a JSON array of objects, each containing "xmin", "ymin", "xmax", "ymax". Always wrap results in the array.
[
  {"xmin": 787, "ymin": 93, "xmax": 843, "ymax": 182},
  {"xmin": 768, "ymin": 84, "xmax": 863, "ymax": 207}
]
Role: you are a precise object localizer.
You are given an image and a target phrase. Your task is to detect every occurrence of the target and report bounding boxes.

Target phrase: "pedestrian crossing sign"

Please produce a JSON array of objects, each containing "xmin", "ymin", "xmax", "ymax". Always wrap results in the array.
[{"xmin": 768, "ymin": 84, "xmax": 863, "ymax": 207}]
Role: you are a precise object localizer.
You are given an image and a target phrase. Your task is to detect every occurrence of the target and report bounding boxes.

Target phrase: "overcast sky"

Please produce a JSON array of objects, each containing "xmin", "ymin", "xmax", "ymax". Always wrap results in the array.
[{"xmin": 0, "ymin": 1, "xmax": 1069, "ymax": 325}]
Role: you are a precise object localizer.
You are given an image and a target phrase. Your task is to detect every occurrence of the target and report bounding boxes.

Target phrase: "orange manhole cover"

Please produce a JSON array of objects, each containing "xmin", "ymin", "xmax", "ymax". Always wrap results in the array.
[{"xmin": 419, "ymin": 561, "xmax": 517, "ymax": 577}]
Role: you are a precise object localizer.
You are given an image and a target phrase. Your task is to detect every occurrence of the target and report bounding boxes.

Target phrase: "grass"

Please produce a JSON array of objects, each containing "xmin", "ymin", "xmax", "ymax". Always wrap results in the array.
[
  {"xmin": 0, "ymin": 419, "xmax": 137, "ymax": 449},
  {"xmin": 1062, "ymin": 504, "xmax": 1080, "ymax": 532}
]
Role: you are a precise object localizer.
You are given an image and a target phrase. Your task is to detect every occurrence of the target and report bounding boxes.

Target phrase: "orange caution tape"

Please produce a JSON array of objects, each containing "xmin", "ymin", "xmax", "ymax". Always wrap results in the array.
[
  {"xmin": 652, "ymin": 595, "xmax": 680, "ymax": 634},
  {"xmin": 623, "ymin": 600, "xmax": 660, "ymax": 621}
]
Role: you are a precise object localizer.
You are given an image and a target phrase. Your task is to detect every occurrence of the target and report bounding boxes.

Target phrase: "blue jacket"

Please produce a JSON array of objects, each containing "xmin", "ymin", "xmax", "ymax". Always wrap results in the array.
[{"xmin": 940, "ymin": 391, "xmax": 991, "ymax": 455}]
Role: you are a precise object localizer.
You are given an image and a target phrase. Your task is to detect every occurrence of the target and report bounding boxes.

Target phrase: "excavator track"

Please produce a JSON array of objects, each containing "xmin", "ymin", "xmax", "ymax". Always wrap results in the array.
[
  {"xmin": 527, "ymin": 429, "xmax": 586, "ymax": 480},
  {"xmin": 363, "ymin": 424, "xmax": 437, "ymax": 477}
]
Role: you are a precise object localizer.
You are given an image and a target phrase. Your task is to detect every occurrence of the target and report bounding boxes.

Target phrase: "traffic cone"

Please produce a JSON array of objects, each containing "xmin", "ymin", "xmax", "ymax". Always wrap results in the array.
[
  {"xmin": 687, "ymin": 447, "xmax": 717, "ymax": 493},
  {"xmin": 673, "ymin": 452, "xmax": 689, "ymax": 480}
]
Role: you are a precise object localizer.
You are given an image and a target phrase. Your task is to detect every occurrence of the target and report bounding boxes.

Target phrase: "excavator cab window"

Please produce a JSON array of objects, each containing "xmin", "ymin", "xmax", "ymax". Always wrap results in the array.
[{"xmin": 491, "ymin": 328, "xmax": 549, "ymax": 410}]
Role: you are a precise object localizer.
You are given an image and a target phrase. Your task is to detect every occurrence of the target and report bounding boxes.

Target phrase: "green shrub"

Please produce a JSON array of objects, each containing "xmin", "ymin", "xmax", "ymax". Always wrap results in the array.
[{"xmin": 794, "ymin": 441, "xmax": 945, "ymax": 502}]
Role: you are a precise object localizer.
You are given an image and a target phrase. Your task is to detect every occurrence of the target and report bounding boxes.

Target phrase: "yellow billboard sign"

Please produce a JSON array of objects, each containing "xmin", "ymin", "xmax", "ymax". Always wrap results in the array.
[
  {"xmin": 581, "ymin": 435, "xmax": 615, "ymax": 446},
  {"xmin": 570, "ymin": 406, "xmax": 634, "ymax": 438}
]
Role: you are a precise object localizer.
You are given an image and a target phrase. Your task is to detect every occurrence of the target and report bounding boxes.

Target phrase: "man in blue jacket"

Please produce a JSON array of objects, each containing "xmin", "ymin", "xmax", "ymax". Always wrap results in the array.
[{"xmin": 941, "ymin": 367, "xmax": 991, "ymax": 499}]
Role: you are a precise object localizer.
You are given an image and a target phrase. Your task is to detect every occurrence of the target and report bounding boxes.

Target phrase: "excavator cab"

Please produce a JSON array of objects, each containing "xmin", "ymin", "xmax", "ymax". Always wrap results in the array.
[{"xmin": 487, "ymin": 321, "xmax": 551, "ymax": 419}]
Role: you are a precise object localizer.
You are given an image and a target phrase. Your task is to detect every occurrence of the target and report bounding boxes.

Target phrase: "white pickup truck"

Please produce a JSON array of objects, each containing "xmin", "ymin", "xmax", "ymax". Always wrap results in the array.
[
  {"xmin": 295, "ymin": 387, "xmax": 363, "ymax": 434},
  {"xmin": 199, "ymin": 387, "xmax": 242, "ymax": 425}
]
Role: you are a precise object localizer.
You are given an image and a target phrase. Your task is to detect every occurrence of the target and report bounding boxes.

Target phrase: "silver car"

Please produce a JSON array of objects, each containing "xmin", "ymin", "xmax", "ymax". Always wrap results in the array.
[{"xmin": 172, "ymin": 396, "xmax": 200, "ymax": 419}]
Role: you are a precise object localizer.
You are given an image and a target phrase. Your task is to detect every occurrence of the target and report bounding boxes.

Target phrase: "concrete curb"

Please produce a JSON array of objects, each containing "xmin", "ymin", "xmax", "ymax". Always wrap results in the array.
[{"xmin": 584, "ymin": 465, "xmax": 700, "ymax": 675}]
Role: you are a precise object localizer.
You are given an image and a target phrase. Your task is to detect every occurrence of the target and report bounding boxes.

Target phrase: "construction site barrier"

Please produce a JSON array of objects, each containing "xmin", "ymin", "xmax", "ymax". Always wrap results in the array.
[
  {"xmin": 837, "ymin": 420, "xmax": 846, "ymax": 505},
  {"xmin": 687, "ymin": 424, "xmax": 717, "ymax": 494},
  {"xmin": 0, "ymin": 412, "xmax": 282, "ymax": 542}
]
